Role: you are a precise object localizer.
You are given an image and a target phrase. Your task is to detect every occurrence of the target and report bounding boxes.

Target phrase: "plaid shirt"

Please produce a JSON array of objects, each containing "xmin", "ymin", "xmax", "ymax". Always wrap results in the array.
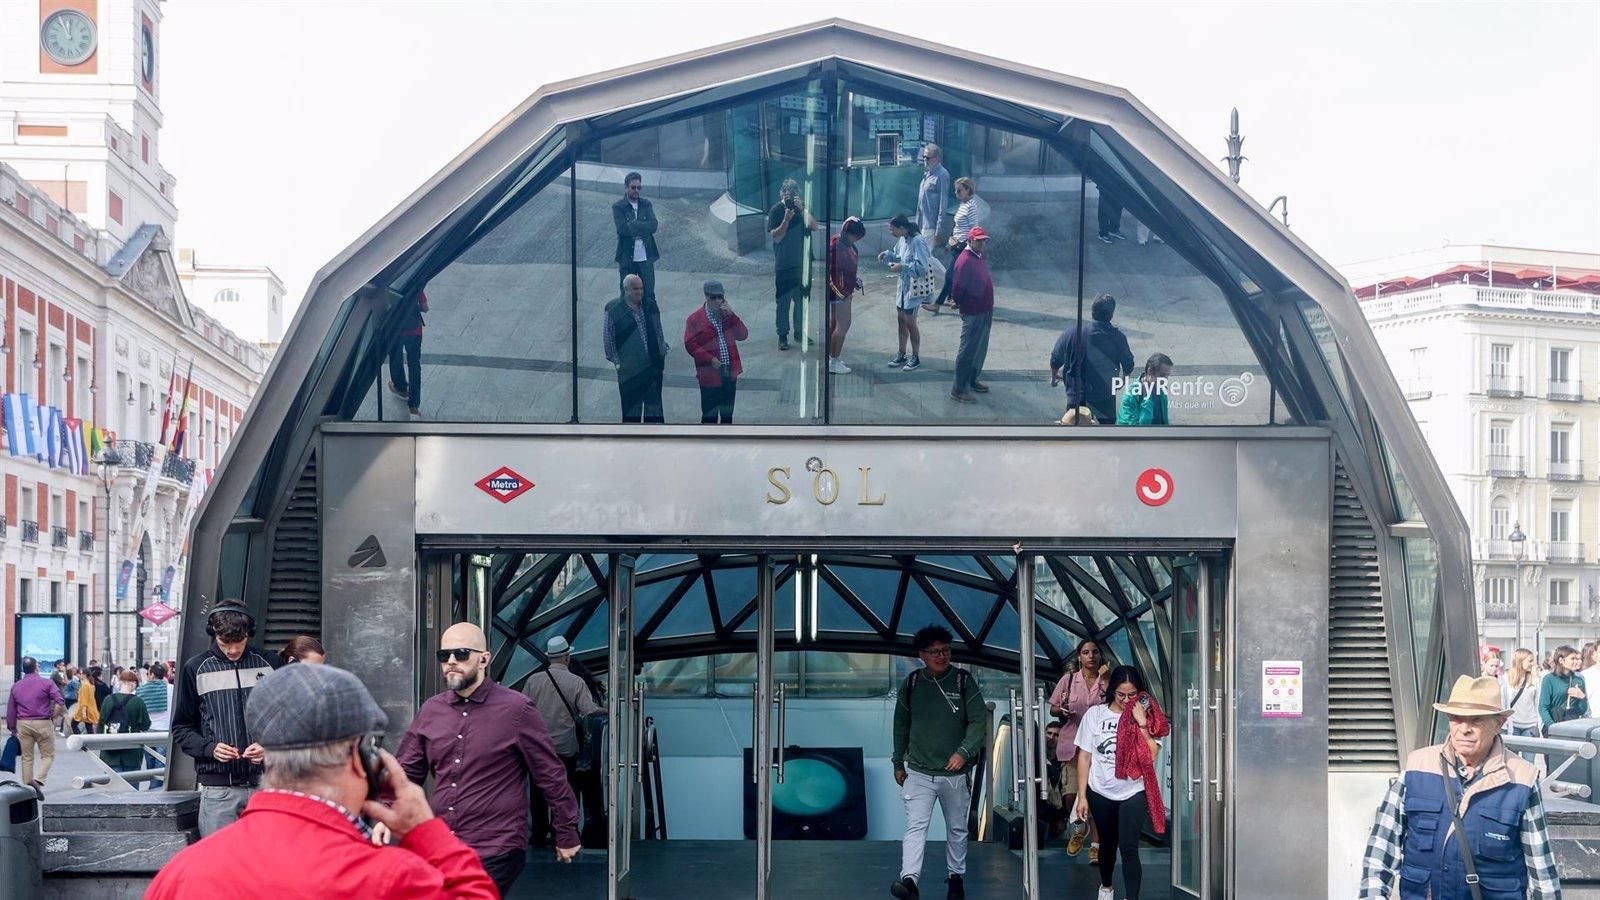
[
  {"xmin": 1359, "ymin": 775, "xmax": 1562, "ymax": 898},
  {"xmin": 259, "ymin": 788, "xmax": 372, "ymax": 841}
]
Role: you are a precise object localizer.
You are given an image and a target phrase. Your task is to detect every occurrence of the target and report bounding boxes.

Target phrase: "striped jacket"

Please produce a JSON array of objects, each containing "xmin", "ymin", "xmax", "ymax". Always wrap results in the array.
[{"xmin": 171, "ymin": 645, "xmax": 281, "ymax": 785}]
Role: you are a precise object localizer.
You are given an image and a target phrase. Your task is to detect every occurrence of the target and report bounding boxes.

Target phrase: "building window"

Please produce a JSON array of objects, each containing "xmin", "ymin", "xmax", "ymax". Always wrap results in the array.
[
  {"xmin": 1551, "ymin": 347, "xmax": 1572, "ymax": 383},
  {"xmin": 141, "ymin": 135, "xmax": 149, "ymax": 163},
  {"xmin": 1486, "ymin": 576, "xmax": 1514, "ymax": 608},
  {"xmin": 1551, "ymin": 505, "xmax": 1571, "ymax": 543},
  {"xmin": 215, "ymin": 289, "xmax": 240, "ymax": 303},
  {"xmin": 75, "ymin": 355, "xmax": 91, "ymax": 412},
  {"xmin": 47, "ymin": 343, "xmax": 65, "ymax": 406},
  {"xmin": 19, "ymin": 579, "xmax": 34, "ymax": 614},
  {"xmin": 18, "ymin": 328, "xmax": 36, "ymax": 387},
  {"xmin": 1491, "ymin": 343, "xmax": 1513, "ymax": 378},
  {"xmin": 1552, "ymin": 579, "xmax": 1573, "ymax": 607},
  {"xmin": 108, "ymin": 191, "xmax": 123, "ymax": 224},
  {"xmin": 1552, "ymin": 427, "xmax": 1572, "ymax": 463},
  {"xmin": 1490, "ymin": 498, "xmax": 1511, "ymax": 541}
]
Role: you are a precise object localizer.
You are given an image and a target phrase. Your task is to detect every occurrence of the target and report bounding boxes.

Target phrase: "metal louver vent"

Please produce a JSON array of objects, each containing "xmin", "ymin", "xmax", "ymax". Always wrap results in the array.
[
  {"xmin": 264, "ymin": 452, "xmax": 320, "ymax": 646},
  {"xmin": 1328, "ymin": 457, "xmax": 1399, "ymax": 769}
]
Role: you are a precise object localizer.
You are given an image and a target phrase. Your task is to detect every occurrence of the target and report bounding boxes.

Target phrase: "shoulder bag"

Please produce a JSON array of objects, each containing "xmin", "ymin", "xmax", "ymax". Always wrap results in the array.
[
  {"xmin": 1438, "ymin": 753, "xmax": 1484, "ymax": 900},
  {"xmin": 545, "ymin": 668, "xmax": 604, "ymax": 773}
]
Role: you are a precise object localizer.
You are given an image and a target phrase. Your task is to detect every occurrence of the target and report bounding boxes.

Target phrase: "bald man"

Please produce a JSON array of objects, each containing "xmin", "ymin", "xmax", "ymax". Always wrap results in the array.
[
  {"xmin": 603, "ymin": 272, "xmax": 667, "ymax": 423},
  {"xmin": 396, "ymin": 623, "xmax": 580, "ymax": 896}
]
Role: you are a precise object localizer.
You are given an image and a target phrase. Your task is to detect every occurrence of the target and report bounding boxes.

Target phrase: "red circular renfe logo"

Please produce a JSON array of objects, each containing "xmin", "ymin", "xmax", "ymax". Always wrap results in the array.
[{"xmin": 1136, "ymin": 468, "xmax": 1174, "ymax": 506}]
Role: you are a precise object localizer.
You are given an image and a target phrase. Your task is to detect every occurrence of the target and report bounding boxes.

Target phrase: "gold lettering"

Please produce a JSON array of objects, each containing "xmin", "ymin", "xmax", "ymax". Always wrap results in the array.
[
  {"xmin": 812, "ymin": 467, "xmax": 839, "ymax": 506},
  {"xmin": 858, "ymin": 467, "xmax": 887, "ymax": 506},
  {"xmin": 765, "ymin": 467, "xmax": 792, "ymax": 505}
]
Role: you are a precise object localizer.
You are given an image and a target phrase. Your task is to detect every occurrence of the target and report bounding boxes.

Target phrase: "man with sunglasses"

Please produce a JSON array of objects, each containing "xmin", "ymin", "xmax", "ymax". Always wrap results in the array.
[
  {"xmin": 891, "ymin": 625, "xmax": 986, "ymax": 900},
  {"xmin": 396, "ymin": 623, "xmax": 581, "ymax": 896}
]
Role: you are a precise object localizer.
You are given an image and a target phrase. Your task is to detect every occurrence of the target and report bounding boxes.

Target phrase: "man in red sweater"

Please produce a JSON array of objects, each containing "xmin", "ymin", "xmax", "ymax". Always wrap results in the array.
[
  {"xmin": 148, "ymin": 663, "xmax": 495, "ymax": 899},
  {"xmin": 949, "ymin": 227, "xmax": 995, "ymax": 402}
]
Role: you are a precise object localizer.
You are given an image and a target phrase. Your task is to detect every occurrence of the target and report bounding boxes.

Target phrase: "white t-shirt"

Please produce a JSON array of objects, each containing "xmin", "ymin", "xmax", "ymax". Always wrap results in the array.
[
  {"xmin": 630, "ymin": 200, "xmax": 648, "ymax": 262},
  {"xmin": 1073, "ymin": 703, "xmax": 1159, "ymax": 802}
]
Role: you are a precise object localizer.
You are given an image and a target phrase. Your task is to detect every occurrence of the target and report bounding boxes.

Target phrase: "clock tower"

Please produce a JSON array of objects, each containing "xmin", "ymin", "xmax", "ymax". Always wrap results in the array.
[{"xmin": 0, "ymin": 0, "xmax": 176, "ymax": 243}]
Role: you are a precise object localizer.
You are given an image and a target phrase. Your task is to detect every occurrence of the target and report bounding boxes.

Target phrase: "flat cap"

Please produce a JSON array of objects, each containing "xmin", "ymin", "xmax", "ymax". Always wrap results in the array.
[
  {"xmin": 703, "ymin": 279, "xmax": 724, "ymax": 296},
  {"xmin": 246, "ymin": 663, "xmax": 388, "ymax": 749}
]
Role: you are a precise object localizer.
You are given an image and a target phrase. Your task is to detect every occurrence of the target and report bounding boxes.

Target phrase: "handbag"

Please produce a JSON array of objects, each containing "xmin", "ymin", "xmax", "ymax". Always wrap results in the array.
[
  {"xmin": 1, "ymin": 735, "xmax": 18, "ymax": 772},
  {"xmin": 545, "ymin": 668, "xmax": 606, "ymax": 773}
]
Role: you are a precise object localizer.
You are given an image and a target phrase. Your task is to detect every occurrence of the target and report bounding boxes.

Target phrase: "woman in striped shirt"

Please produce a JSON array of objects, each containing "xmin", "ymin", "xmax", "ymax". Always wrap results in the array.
[{"xmin": 925, "ymin": 177, "xmax": 991, "ymax": 314}]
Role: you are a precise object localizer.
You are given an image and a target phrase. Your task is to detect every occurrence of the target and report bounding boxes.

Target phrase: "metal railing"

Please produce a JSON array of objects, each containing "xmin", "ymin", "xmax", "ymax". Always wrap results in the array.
[
  {"xmin": 51, "ymin": 525, "xmax": 68, "ymax": 548},
  {"xmin": 162, "ymin": 454, "xmax": 196, "ymax": 484},
  {"xmin": 113, "ymin": 439, "xmax": 156, "ymax": 470},
  {"xmin": 65, "ymin": 732, "xmax": 168, "ymax": 790},
  {"xmin": 1503, "ymin": 732, "xmax": 1597, "ymax": 799},
  {"xmin": 1487, "ymin": 455, "xmax": 1524, "ymax": 477},
  {"xmin": 1484, "ymin": 540, "xmax": 1523, "ymax": 560},
  {"xmin": 1364, "ymin": 284, "xmax": 1600, "ymax": 321},
  {"xmin": 0, "ymin": 514, "xmax": 7, "ymax": 539},
  {"xmin": 1402, "ymin": 378, "xmax": 1432, "ymax": 400},
  {"xmin": 1549, "ymin": 542, "xmax": 1586, "ymax": 564},
  {"xmin": 1487, "ymin": 375, "xmax": 1524, "ymax": 398},
  {"xmin": 1484, "ymin": 603, "xmax": 1517, "ymax": 621},
  {"xmin": 1549, "ymin": 380, "xmax": 1584, "ymax": 402},
  {"xmin": 79, "ymin": 529, "xmax": 93, "ymax": 552},
  {"xmin": 1550, "ymin": 458, "xmax": 1584, "ymax": 481},
  {"xmin": 21, "ymin": 519, "xmax": 39, "ymax": 543}
]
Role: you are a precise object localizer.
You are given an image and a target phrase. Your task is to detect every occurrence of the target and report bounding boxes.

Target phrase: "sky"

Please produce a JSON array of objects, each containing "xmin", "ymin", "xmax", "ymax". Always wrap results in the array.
[{"xmin": 159, "ymin": 1, "xmax": 1600, "ymax": 316}]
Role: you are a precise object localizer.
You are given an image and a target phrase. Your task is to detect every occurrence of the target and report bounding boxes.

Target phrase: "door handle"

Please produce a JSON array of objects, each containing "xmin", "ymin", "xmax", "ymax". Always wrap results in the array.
[
  {"xmin": 1008, "ymin": 688, "xmax": 1022, "ymax": 805},
  {"xmin": 1186, "ymin": 687, "xmax": 1201, "ymax": 802},
  {"xmin": 1210, "ymin": 688, "xmax": 1223, "ymax": 802},
  {"xmin": 634, "ymin": 680, "xmax": 646, "ymax": 785},
  {"xmin": 1035, "ymin": 686, "xmax": 1050, "ymax": 800},
  {"xmin": 773, "ymin": 683, "xmax": 788, "ymax": 784}
]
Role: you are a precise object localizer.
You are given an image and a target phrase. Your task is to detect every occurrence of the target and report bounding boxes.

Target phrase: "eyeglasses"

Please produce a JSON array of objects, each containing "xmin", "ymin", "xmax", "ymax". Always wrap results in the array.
[
  {"xmin": 708, "ymin": 294, "xmax": 725, "ymax": 300},
  {"xmin": 920, "ymin": 647, "xmax": 953, "ymax": 658},
  {"xmin": 436, "ymin": 648, "xmax": 484, "ymax": 664}
]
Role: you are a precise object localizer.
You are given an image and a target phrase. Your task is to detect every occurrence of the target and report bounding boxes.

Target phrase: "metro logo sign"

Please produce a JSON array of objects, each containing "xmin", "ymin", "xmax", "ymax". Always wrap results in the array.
[
  {"xmin": 475, "ymin": 467, "xmax": 535, "ymax": 504},
  {"xmin": 138, "ymin": 601, "xmax": 178, "ymax": 626}
]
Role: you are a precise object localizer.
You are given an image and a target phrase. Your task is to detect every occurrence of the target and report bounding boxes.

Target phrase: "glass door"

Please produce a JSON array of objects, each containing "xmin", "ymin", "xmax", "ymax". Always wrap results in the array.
[
  {"xmin": 753, "ymin": 554, "xmax": 780, "ymax": 900},
  {"xmin": 608, "ymin": 554, "xmax": 638, "ymax": 900},
  {"xmin": 1015, "ymin": 556, "xmax": 1046, "ymax": 900},
  {"xmin": 1170, "ymin": 556, "xmax": 1227, "ymax": 899}
]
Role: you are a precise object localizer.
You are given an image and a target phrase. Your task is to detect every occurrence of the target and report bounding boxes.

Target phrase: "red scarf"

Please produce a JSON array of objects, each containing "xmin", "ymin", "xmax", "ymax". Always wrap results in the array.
[{"xmin": 1113, "ymin": 691, "xmax": 1171, "ymax": 834}]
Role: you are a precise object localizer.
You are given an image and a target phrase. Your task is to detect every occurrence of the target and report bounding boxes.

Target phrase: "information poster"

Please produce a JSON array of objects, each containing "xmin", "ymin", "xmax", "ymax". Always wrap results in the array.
[{"xmin": 1262, "ymin": 660, "xmax": 1304, "ymax": 718}]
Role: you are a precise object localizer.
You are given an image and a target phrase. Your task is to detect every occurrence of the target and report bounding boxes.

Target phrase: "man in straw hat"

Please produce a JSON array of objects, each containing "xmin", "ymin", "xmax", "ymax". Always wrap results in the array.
[{"xmin": 1358, "ymin": 674, "xmax": 1561, "ymax": 898}]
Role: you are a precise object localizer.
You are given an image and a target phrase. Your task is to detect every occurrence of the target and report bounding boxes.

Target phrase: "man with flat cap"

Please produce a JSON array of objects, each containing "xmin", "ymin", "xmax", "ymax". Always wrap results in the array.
[
  {"xmin": 1360, "ymin": 674, "xmax": 1562, "ymax": 898},
  {"xmin": 685, "ymin": 279, "xmax": 748, "ymax": 424},
  {"xmin": 397, "ymin": 622, "xmax": 581, "ymax": 896},
  {"xmin": 148, "ymin": 664, "xmax": 497, "ymax": 899}
]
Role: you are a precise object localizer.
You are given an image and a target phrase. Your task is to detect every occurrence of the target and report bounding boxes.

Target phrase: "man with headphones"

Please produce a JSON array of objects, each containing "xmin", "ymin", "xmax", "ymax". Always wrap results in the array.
[{"xmin": 170, "ymin": 598, "xmax": 284, "ymax": 836}]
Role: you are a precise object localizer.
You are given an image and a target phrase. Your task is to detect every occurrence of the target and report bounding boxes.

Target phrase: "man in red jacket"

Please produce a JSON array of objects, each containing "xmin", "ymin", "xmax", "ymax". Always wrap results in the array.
[
  {"xmin": 685, "ymin": 279, "xmax": 749, "ymax": 424},
  {"xmin": 148, "ymin": 663, "xmax": 495, "ymax": 900}
]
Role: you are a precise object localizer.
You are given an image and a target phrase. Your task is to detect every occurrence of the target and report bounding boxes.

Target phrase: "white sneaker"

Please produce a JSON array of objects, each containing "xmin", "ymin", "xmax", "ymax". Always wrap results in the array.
[
  {"xmin": 827, "ymin": 358, "xmax": 851, "ymax": 374},
  {"xmin": 1096, "ymin": 888, "xmax": 1114, "ymax": 900}
]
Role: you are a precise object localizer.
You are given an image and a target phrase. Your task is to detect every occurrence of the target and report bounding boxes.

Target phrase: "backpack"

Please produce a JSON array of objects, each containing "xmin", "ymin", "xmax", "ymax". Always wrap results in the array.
[
  {"xmin": 904, "ymin": 667, "xmax": 969, "ymax": 702},
  {"xmin": 100, "ymin": 694, "xmax": 132, "ymax": 734}
]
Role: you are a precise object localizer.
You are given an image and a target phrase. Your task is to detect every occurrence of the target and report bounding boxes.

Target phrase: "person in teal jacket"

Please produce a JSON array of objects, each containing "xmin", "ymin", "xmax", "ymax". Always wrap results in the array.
[
  {"xmin": 1539, "ymin": 644, "xmax": 1588, "ymax": 732},
  {"xmin": 1117, "ymin": 353, "xmax": 1173, "ymax": 425}
]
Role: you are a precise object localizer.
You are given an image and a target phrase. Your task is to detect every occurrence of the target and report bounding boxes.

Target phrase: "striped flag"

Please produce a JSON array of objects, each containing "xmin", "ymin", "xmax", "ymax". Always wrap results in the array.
[
  {"xmin": 87, "ymin": 422, "xmax": 104, "ymax": 457},
  {"xmin": 44, "ymin": 406, "xmax": 65, "ymax": 468},
  {"xmin": 3, "ymin": 393, "xmax": 38, "ymax": 457},
  {"xmin": 157, "ymin": 352, "xmax": 180, "ymax": 447},
  {"xmin": 28, "ymin": 399, "xmax": 45, "ymax": 460},
  {"xmin": 64, "ymin": 417, "xmax": 88, "ymax": 475},
  {"xmin": 169, "ymin": 360, "xmax": 195, "ymax": 455}
]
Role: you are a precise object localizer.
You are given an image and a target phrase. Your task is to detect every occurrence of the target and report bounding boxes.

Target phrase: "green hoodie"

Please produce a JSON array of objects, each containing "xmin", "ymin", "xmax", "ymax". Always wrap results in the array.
[{"xmin": 893, "ymin": 667, "xmax": 987, "ymax": 777}]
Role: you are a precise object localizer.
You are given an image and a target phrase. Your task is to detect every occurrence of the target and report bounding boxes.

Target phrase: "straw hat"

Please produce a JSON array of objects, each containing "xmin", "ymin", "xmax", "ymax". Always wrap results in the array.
[
  {"xmin": 1057, "ymin": 406, "xmax": 1098, "ymax": 426},
  {"xmin": 1432, "ymin": 675, "xmax": 1511, "ymax": 718}
]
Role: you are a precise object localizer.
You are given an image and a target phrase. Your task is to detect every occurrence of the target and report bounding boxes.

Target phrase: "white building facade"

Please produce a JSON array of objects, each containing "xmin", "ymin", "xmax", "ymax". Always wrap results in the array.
[
  {"xmin": 176, "ymin": 249, "xmax": 286, "ymax": 351},
  {"xmin": 1354, "ymin": 245, "xmax": 1600, "ymax": 656},
  {"xmin": 0, "ymin": 0, "xmax": 269, "ymax": 676}
]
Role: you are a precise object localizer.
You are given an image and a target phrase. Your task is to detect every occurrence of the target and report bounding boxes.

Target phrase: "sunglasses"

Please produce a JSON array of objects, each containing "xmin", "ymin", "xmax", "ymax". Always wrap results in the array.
[
  {"xmin": 921, "ymin": 647, "xmax": 953, "ymax": 658},
  {"xmin": 436, "ymin": 648, "xmax": 484, "ymax": 664},
  {"xmin": 708, "ymin": 294, "xmax": 725, "ymax": 300}
]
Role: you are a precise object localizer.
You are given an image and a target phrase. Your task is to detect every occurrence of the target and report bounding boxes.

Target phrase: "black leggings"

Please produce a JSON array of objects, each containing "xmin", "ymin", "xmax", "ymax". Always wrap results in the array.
[{"xmin": 1086, "ymin": 787, "xmax": 1147, "ymax": 898}]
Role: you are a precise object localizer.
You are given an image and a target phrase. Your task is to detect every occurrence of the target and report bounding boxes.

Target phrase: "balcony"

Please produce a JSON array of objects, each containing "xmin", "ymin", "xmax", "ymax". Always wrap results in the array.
[
  {"xmin": 1550, "ymin": 458, "xmax": 1584, "ymax": 481},
  {"xmin": 1549, "ymin": 541, "xmax": 1585, "ymax": 564},
  {"xmin": 113, "ymin": 440, "xmax": 156, "ymax": 470},
  {"xmin": 162, "ymin": 454, "xmax": 196, "ymax": 485},
  {"xmin": 21, "ymin": 520, "xmax": 39, "ymax": 544},
  {"xmin": 1549, "ymin": 604, "xmax": 1582, "ymax": 623},
  {"xmin": 50, "ymin": 526, "xmax": 68, "ymax": 549},
  {"xmin": 1485, "ymin": 602, "xmax": 1518, "ymax": 621},
  {"xmin": 0, "ymin": 514, "xmax": 6, "ymax": 539},
  {"xmin": 1487, "ymin": 455, "xmax": 1525, "ymax": 477},
  {"xmin": 78, "ymin": 530, "xmax": 93, "ymax": 552},
  {"xmin": 1484, "ymin": 540, "xmax": 1523, "ymax": 560},
  {"xmin": 1549, "ymin": 379, "xmax": 1585, "ymax": 402},
  {"xmin": 1402, "ymin": 378, "xmax": 1432, "ymax": 400},
  {"xmin": 1487, "ymin": 375, "xmax": 1524, "ymax": 398}
]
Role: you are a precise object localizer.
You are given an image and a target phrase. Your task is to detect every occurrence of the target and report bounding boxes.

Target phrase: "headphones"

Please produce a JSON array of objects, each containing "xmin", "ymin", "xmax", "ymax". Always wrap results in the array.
[
  {"xmin": 358, "ymin": 732, "xmax": 388, "ymax": 801},
  {"xmin": 205, "ymin": 600, "xmax": 256, "ymax": 638}
]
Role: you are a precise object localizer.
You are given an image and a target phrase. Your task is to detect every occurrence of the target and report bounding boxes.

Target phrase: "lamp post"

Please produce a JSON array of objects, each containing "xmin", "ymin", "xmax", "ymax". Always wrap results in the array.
[
  {"xmin": 1510, "ymin": 522, "xmax": 1527, "ymax": 651},
  {"xmin": 95, "ymin": 447, "xmax": 123, "ymax": 667}
]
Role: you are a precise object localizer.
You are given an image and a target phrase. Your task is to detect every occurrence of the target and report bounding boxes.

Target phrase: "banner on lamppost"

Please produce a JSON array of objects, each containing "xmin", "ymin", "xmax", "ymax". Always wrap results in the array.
[
  {"xmin": 159, "ymin": 565, "xmax": 176, "ymax": 599},
  {"xmin": 115, "ymin": 559, "xmax": 135, "ymax": 601}
]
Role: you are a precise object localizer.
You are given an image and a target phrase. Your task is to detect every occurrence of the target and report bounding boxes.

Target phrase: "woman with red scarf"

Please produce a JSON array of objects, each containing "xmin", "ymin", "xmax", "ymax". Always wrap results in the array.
[{"xmin": 1072, "ymin": 666, "xmax": 1169, "ymax": 900}]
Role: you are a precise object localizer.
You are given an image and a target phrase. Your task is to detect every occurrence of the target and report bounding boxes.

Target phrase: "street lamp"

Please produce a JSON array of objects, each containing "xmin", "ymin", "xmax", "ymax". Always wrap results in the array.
[
  {"xmin": 1510, "ymin": 522, "xmax": 1527, "ymax": 651},
  {"xmin": 95, "ymin": 446, "xmax": 123, "ymax": 668}
]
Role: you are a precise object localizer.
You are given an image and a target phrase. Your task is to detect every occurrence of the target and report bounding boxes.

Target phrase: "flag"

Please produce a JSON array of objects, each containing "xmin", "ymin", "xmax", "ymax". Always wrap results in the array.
[
  {"xmin": 169, "ymin": 360, "xmax": 195, "ymax": 455},
  {"xmin": 64, "ymin": 418, "xmax": 88, "ymax": 475},
  {"xmin": 88, "ymin": 422, "xmax": 104, "ymax": 457},
  {"xmin": 27, "ymin": 399, "xmax": 45, "ymax": 461},
  {"xmin": 43, "ymin": 405, "xmax": 63, "ymax": 468},
  {"xmin": 158, "ymin": 353, "xmax": 180, "ymax": 446},
  {"xmin": 2, "ymin": 394, "xmax": 37, "ymax": 457}
]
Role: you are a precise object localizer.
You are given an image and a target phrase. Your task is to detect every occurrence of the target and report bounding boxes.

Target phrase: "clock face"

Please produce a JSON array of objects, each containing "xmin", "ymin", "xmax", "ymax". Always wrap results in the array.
[
  {"xmin": 41, "ymin": 9, "xmax": 97, "ymax": 67},
  {"xmin": 141, "ymin": 25, "xmax": 154, "ymax": 82}
]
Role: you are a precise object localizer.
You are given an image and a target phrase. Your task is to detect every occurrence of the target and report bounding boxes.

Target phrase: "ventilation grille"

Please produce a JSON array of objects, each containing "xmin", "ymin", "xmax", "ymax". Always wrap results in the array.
[
  {"xmin": 1328, "ymin": 457, "xmax": 1399, "ymax": 769},
  {"xmin": 265, "ymin": 452, "xmax": 320, "ymax": 646}
]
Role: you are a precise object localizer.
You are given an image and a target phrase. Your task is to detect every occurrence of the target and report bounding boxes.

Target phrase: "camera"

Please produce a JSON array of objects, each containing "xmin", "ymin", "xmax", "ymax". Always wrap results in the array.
[{"xmin": 784, "ymin": 196, "xmax": 796, "ymax": 211}]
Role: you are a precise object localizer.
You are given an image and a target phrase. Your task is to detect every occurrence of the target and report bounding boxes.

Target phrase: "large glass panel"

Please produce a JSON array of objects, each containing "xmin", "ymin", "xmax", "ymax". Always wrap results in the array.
[
  {"xmin": 353, "ymin": 166, "xmax": 575, "ymax": 422},
  {"xmin": 828, "ymin": 86, "xmax": 1082, "ymax": 423},
  {"xmin": 575, "ymin": 81, "xmax": 828, "ymax": 423},
  {"xmin": 1404, "ymin": 537, "xmax": 1441, "ymax": 685}
]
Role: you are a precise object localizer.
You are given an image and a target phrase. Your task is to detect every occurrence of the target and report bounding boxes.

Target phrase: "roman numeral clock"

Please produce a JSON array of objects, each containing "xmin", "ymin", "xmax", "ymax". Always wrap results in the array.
[{"xmin": 41, "ymin": 8, "xmax": 97, "ymax": 67}]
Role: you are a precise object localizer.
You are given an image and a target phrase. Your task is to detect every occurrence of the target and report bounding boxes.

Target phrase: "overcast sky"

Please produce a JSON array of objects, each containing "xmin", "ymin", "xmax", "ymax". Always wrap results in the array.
[{"xmin": 160, "ymin": 1, "xmax": 1599, "ymax": 315}]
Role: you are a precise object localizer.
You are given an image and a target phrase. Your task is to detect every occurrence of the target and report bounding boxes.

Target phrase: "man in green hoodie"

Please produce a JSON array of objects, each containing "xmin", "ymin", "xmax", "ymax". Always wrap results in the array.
[{"xmin": 891, "ymin": 626, "xmax": 987, "ymax": 900}]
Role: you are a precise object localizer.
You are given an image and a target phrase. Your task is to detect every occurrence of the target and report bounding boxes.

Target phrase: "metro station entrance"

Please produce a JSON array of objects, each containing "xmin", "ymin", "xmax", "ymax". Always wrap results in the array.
[{"xmin": 417, "ymin": 546, "xmax": 1231, "ymax": 900}]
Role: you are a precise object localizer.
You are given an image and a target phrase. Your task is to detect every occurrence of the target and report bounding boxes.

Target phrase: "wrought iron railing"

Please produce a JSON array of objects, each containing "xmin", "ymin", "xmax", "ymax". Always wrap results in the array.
[
  {"xmin": 1487, "ymin": 375, "xmax": 1524, "ymax": 398},
  {"xmin": 113, "ymin": 439, "xmax": 156, "ymax": 470},
  {"xmin": 1487, "ymin": 455, "xmax": 1524, "ymax": 477},
  {"xmin": 0, "ymin": 514, "xmax": 7, "ymax": 539},
  {"xmin": 1484, "ymin": 603, "xmax": 1517, "ymax": 621},
  {"xmin": 1549, "ymin": 380, "xmax": 1584, "ymax": 402},
  {"xmin": 21, "ymin": 520, "xmax": 39, "ymax": 543},
  {"xmin": 79, "ymin": 529, "xmax": 94, "ymax": 552},
  {"xmin": 51, "ymin": 526, "xmax": 68, "ymax": 548},
  {"xmin": 162, "ymin": 454, "xmax": 196, "ymax": 484},
  {"xmin": 1550, "ymin": 459, "xmax": 1584, "ymax": 481}
]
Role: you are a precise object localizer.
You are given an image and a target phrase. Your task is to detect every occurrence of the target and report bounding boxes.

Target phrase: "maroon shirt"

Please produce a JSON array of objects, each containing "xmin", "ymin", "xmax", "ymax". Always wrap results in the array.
[
  {"xmin": 7, "ymin": 673, "xmax": 65, "ymax": 731},
  {"xmin": 950, "ymin": 247, "xmax": 994, "ymax": 315},
  {"xmin": 396, "ymin": 679, "xmax": 579, "ymax": 856}
]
